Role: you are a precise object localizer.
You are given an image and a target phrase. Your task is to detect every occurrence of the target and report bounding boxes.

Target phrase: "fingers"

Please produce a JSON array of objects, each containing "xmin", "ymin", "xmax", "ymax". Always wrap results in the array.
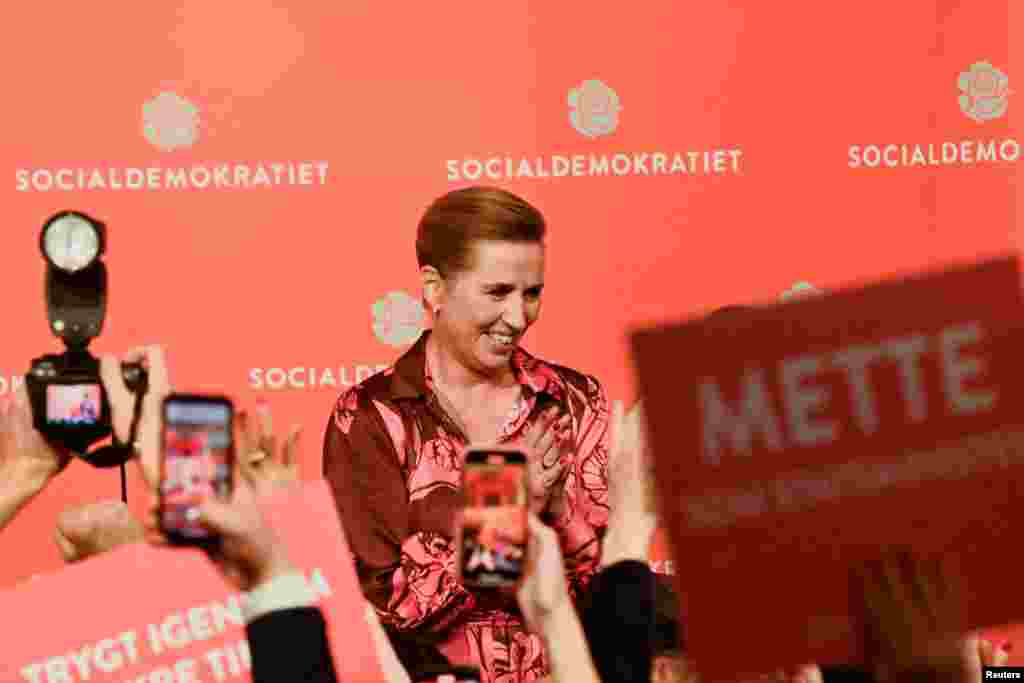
[
  {"xmin": 478, "ymin": 523, "xmax": 498, "ymax": 548},
  {"xmin": 54, "ymin": 501, "xmax": 147, "ymax": 563},
  {"xmin": 196, "ymin": 498, "xmax": 239, "ymax": 537},
  {"xmin": 856, "ymin": 558, "xmax": 888, "ymax": 633},
  {"xmin": 903, "ymin": 553, "xmax": 939, "ymax": 628},
  {"xmin": 461, "ymin": 506, "xmax": 487, "ymax": 530},
  {"xmin": 610, "ymin": 399, "xmax": 626, "ymax": 460},
  {"xmin": 100, "ymin": 354, "xmax": 133, "ymax": 442},
  {"xmin": 123, "ymin": 346, "xmax": 172, "ymax": 492},
  {"xmin": 14, "ymin": 382, "xmax": 30, "ymax": 410},
  {"xmin": 527, "ymin": 512, "xmax": 559, "ymax": 548},
  {"xmin": 878, "ymin": 552, "xmax": 907, "ymax": 605},
  {"xmin": 242, "ymin": 405, "xmax": 276, "ymax": 465},
  {"xmin": 522, "ymin": 513, "xmax": 545, "ymax": 574},
  {"xmin": 282, "ymin": 424, "xmax": 302, "ymax": 467},
  {"xmin": 12, "ymin": 382, "xmax": 33, "ymax": 430},
  {"xmin": 625, "ymin": 400, "xmax": 645, "ymax": 431},
  {"xmin": 234, "ymin": 407, "xmax": 301, "ymax": 497},
  {"xmin": 982, "ymin": 638, "xmax": 1013, "ymax": 666},
  {"xmin": 235, "ymin": 410, "xmax": 254, "ymax": 459},
  {"xmin": 254, "ymin": 401, "xmax": 277, "ymax": 456},
  {"xmin": 123, "ymin": 345, "xmax": 172, "ymax": 395},
  {"xmin": 532, "ymin": 420, "xmax": 557, "ymax": 464},
  {"xmin": 53, "ymin": 525, "xmax": 80, "ymax": 562},
  {"xmin": 551, "ymin": 415, "xmax": 572, "ymax": 463},
  {"xmin": 245, "ymin": 408, "xmax": 263, "ymax": 454},
  {"xmin": 526, "ymin": 406, "xmax": 560, "ymax": 447},
  {"xmin": 539, "ymin": 460, "xmax": 565, "ymax": 490},
  {"xmin": 235, "ymin": 411, "xmax": 261, "ymax": 488},
  {"xmin": 515, "ymin": 581, "xmax": 533, "ymax": 626},
  {"xmin": 979, "ymin": 638, "xmax": 996, "ymax": 667},
  {"xmin": 9, "ymin": 384, "xmax": 33, "ymax": 434},
  {"xmin": 537, "ymin": 416, "xmax": 571, "ymax": 469},
  {"xmin": 143, "ymin": 505, "xmax": 170, "ymax": 547},
  {"xmin": 996, "ymin": 641, "xmax": 1013, "ymax": 666}
]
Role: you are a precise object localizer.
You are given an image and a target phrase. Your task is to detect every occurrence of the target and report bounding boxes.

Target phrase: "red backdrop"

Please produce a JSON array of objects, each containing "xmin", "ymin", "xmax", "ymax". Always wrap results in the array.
[{"xmin": 0, "ymin": 0, "xmax": 1017, "ymax": 644}]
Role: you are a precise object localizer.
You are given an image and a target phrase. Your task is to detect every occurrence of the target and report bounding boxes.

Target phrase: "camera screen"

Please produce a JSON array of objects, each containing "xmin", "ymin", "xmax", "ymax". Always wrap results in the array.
[
  {"xmin": 460, "ymin": 453, "xmax": 527, "ymax": 589},
  {"xmin": 160, "ymin": 402, "xmax": 232, "ymax": 540},
  {"xmin": 46, "ymin": 384, "xmax": 102, "ymax": 426}
]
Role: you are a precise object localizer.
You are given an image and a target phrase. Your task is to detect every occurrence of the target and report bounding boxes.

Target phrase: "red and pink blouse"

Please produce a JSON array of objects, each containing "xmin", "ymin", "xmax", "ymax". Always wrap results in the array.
[{"xmin": 323, "ymin": 331, "xmax": 610, "ymax": 682}]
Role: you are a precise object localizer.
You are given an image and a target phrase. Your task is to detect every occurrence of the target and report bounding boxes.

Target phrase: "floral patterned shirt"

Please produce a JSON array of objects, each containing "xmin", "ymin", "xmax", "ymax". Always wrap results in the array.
[{"xmin": 322, "ymin": 331, "xmax": 611, "ymax": 682}]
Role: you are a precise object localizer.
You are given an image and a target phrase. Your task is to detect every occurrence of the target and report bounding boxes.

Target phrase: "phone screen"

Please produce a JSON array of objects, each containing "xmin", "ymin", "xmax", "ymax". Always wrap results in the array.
[
  {"xmin": 160, "ymin": 396, "xmax": 233, "ymax": 544},
  {"xmin": 458, "ymin": 450, "xmax": 528, "ymax": 590},
  {"xmin": 434, "ymin": 671, "xmax": 481, "ymax": 683},
  {"xmin": 46, "ymin": 384, "xmax": 102, "ymax": 425}
]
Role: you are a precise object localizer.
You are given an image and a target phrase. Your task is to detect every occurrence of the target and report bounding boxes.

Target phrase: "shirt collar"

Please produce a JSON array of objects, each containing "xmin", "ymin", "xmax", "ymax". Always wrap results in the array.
[
  {"xmin": 388, "ymin": 331, "xmax": 431, "ymax": 399},
  {"xmin": 387, "ymin": 330, "xmax": 566, "ymax": 403}
]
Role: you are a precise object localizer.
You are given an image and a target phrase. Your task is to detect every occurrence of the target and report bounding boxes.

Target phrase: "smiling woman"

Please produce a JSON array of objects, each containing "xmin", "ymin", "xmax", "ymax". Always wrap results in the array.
[{"xmin": 322, "ymin": 186, "xmax": 611, "ymax": 683}]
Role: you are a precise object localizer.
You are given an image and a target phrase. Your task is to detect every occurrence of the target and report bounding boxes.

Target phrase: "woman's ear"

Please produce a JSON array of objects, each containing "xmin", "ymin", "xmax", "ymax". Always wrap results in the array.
[{"xmin": 421, "ymin": 265, "xmax": 444, "ymax": 315}]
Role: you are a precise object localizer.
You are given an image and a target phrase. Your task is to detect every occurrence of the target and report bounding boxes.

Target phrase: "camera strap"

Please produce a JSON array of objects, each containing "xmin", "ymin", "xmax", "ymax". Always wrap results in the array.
[{"xmin": 86, "ymin": 393, "xmax": 146, "ymax": 502}]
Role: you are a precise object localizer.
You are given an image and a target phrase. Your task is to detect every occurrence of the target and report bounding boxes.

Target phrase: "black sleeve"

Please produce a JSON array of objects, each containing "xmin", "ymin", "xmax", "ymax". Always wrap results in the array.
[
  {"xmin": 246, "ymin": 607, "xmax": 339, "ymax": 683},
  {"xmin": 384, "ymin": 627, "xmax": 456, "ymax": 681},
  {"xmin": 580, "ymin": 560, "xmax": 658, "ymax": 683}
]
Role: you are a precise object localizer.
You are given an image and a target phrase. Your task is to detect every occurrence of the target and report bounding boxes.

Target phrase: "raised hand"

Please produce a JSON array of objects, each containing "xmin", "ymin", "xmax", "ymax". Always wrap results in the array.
[
  {"xmin": 856, "ymin": 550, "xmax": 970, "ymax": 683},
  {"xmin": 54, "ymin": 500, "xmax": 145, "ymax": 563},
  {"xmin": 1, "ymin": 384, "xmax": 72, "ymax": 486},
  {"xmin": 522, "ymin": 406, "xmax": 573, "ymax": 519},
  {"xmin": 516, "ymin": 513, "xmax": 571, "ymax": 633},
  {"xmin": 601, "ymin": 399, "xmax": 658, "ymax": 568},
  {"xmin": 234, "ymin": 401, "xmax": 301, "ymax": 501},
  {"xmin": 100, "ymin": 344, "xmax": 172, "ymax": 490}
]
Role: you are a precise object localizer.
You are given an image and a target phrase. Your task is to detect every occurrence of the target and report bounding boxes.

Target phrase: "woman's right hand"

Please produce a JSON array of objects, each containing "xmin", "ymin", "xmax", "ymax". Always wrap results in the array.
[{"xmin": 522, "ymin": 406, "xmax": 573, "ymax": 518}]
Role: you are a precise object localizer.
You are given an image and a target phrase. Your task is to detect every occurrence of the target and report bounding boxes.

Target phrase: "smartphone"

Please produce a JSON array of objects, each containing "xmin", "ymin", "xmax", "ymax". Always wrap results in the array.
[
  {"xmin": 456, "ymin": 447, "xmax": 528, "ymax": 590},
  {"xmin": 159, "ymin": 394, "xmax": 234, "ymax": 547}
]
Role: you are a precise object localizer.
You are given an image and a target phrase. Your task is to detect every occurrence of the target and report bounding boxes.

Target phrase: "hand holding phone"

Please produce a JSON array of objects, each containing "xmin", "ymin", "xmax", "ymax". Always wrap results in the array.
[
  {"xmin": 457, "ymin": 447, "xmax": 528, "ymax": 591},
  {"xmin": 159, "ymin": 394, "xmax": 234, "ymax": 548}
]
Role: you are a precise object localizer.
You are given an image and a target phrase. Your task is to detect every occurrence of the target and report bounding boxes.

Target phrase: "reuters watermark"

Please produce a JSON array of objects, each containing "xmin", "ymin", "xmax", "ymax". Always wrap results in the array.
[{"xmin": 249, "ymin": 366, "xmax": 390, "ymax": 391}]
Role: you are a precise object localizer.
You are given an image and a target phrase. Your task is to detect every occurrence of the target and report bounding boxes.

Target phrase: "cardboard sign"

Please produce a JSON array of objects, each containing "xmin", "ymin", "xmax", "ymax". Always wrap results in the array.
[
  {"xmin": 0, "ymin": 480, "xmax": 385, "ymax": 683},
  {"xmin": 630, "ymin": 256, "xmax": 1024, "ymax": 681}
]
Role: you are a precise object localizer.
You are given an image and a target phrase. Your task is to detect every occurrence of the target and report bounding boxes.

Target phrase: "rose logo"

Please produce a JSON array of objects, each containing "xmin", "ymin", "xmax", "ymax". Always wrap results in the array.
[
  {"xmin": 958, "ymin": 62, "xmax": 1012, "ymax": 123},
  {"xmin": 780, "ymin": 281, "xmax": 821, "ymax": 302},
  {"xmin": 142, "ymin": 92, "xmax": 201, "ymax": 151},
  {"xmin": 568, "ymin": 80, "xmax": 622, "ymax": 139},
  {"xmin": 372, "ymin": 291, "xmax": 426, "ymax": 348}
]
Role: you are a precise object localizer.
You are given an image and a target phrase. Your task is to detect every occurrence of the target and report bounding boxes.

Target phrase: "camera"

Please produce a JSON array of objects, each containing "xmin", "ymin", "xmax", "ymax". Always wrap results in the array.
[{"xmin": 24, "ymin": 211, "xmax": 147, "ymax": 466}]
